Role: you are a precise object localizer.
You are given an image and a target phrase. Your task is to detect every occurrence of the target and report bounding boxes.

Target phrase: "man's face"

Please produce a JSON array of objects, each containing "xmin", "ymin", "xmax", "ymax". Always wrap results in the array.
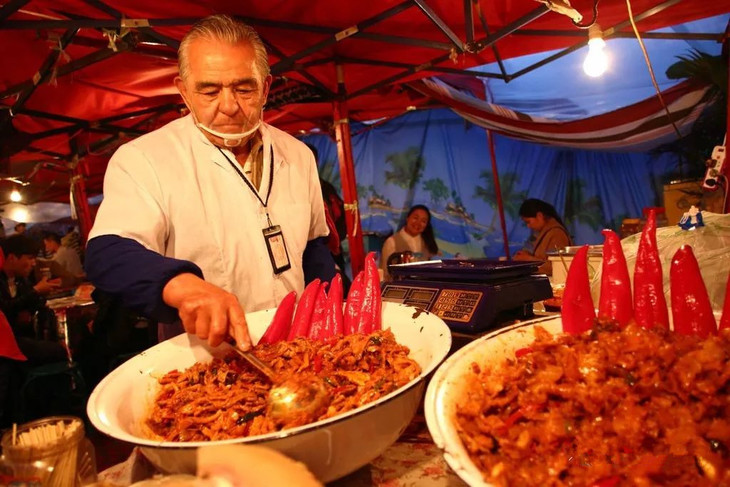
[
  {"xmin": 7, "ymin": 254, "xmax": 36, "ymax": 278},
  {"xmin": 175, "ymin": 38, "xmax": 271, "ymax": 148}
]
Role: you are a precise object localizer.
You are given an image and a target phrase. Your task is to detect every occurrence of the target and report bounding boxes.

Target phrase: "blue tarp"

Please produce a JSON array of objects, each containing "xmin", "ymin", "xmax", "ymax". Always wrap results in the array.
[{"xmin": 305, "ymin": 109, "xmax": 679, "ymax": 258}]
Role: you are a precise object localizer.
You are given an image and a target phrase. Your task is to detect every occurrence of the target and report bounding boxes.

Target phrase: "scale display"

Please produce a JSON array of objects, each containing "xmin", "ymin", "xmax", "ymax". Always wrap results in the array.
[{"xmin": 382, "ymin": 285, "xmax": 483, "ymax": 323}]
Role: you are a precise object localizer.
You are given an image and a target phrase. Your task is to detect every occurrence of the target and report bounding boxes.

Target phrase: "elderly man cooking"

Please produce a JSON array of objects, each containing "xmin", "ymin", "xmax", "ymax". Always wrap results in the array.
[{"xmin": 85, "ymin": 15, "xmax": 335, "ymax": 351}]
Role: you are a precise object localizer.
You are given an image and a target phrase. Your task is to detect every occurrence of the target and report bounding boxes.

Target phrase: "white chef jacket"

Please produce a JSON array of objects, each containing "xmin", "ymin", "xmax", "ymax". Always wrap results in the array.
[{"xmin": 89, "ymin": 114, "xmax": 329, "ymax": 313}]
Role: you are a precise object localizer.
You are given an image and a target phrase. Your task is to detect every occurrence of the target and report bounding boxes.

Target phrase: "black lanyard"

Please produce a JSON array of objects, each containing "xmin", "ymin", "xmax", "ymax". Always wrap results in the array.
[{"xmin": 217, "ymin": 145, "xmax": 275, "ymax": 225}]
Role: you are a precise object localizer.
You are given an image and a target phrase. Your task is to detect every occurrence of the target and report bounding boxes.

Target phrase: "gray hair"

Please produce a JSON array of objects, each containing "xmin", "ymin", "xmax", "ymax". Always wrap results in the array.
[{"xmin": 178, "ymin": 14, "xmax": 270, "ymax": 81}]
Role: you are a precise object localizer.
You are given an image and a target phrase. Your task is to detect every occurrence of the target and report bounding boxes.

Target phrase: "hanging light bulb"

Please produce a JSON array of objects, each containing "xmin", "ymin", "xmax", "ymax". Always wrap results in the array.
[
  {"xmin": 583, "ymin": 24, "xmax": 608, "ymax": 77},
  {"xmin": 10, "ymin": 189, "xmax": 22, "ymax": 202}
]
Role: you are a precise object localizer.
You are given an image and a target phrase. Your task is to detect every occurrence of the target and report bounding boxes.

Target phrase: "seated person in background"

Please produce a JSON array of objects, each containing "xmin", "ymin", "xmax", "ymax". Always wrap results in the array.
[
  {"xmin": 61, "ymin": 226, "xmax": 83, "ymax": 261},
  {"xmin": 0, "ymin": 235, "xmax": 66, "ymax": 364},
  {"xmin": 380, "ymin": 204, "xmax": 439, "ymax": 281},
  {"xmin": 43, "ymin": 232, "xmax": 85, "ymax": 279},
  {"xmin": 514, "ymin": 198, "xmax": 573, "ymax": 276}
]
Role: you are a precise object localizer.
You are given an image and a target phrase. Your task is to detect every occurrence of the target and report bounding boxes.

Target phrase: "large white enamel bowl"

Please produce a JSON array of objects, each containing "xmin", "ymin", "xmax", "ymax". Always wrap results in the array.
[
  {"xmin": 87, "ymin": 302, "xmax": 451, "ymax": 483},
  {"xmin": 425, "ymin": 315, "xmax": 562, "ymax": 487}
]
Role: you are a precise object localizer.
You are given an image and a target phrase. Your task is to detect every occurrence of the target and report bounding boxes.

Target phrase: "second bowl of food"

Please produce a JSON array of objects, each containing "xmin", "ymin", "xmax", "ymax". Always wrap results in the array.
[{"xmin": 425, "ymin": 315, "xmax": 728, "ymax": 486}]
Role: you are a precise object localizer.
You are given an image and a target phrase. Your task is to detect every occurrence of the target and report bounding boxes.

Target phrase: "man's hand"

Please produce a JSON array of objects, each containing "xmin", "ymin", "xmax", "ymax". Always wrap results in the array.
[
  {"xmin": 34, "ymin": 277, "xmax": 62, "ymax": 294},
  {"xmin": 162, "ymin": 273, "xmax": 252, "ymax": 350}
]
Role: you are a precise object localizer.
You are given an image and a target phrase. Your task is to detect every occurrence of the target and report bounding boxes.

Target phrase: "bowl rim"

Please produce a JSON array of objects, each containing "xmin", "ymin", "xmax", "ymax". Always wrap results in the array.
[
  {"xmin": 424, "ymin": 315, "xmax": 562, "ymax": 487},
  {"xmin": 87, "ymin": 303, "xmax": 452, "ymax": 448}
]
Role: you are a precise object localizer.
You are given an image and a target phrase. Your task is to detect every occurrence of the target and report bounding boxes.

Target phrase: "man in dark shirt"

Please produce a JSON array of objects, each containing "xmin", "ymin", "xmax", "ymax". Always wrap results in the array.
[{"xmin": 0, "ymin": 235, "xmax": 65, "ymax": 363}]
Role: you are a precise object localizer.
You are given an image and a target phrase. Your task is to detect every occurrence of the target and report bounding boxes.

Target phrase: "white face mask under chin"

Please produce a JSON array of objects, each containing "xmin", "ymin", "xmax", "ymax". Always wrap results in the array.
[
  {"xmin": 195, "ymin": 119, "xmax": 261, "ymax": 147},
  {"xmin": 182, "ymin": 96, "xmax": 262, "ymax": 147}
]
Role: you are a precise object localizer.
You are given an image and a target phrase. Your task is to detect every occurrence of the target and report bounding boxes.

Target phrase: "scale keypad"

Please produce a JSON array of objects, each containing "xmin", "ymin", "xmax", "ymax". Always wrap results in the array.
[{"xmin": 432, "ymin": 289, "xmax": 483, "ymax": 323}]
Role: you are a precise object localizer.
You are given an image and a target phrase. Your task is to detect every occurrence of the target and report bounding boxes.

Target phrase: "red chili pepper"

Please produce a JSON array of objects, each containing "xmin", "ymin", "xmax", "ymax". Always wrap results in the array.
[
  {"xmin": 720, "ymin": 271, "xmax": 730, "ymax": 331},
  {"xmin": 633, "ymin": 209, "xmax": 669, "ymax": 330},
  {"xmin": 366, "ymin": 252, "xmax": 382, "ymax": 332},
  {"xmin": 598, "ymin": 230, "xmax": 634, "ymax": 327},
  {"xmin": 514, "ymin": 346, "xmax": 533, "ymax": 358},
  {"xmin": 561, "ymin": 245, "xmax": 596, "ymax": 334},
  {"xmin": 307, "ymin": 283, "xmax": 329, "ymax": 341},
  {"xmin": 356, "ymin": 252, "xmax": 380, "ymax": 333},
  {"xmin": 312, "ymin": 353, "xmax": 323, "ymax": 373},
  {"xmin": 287, "ymin": 278, "xmax": 321, "ymax": 340},
  {"xmin": 344, "ymin": 272, "xmax": 365, "ymax": 335},
  {"xmin": 670, "ymin": 246, "xmax": 717, "ymax": 337},
  {"xmin": 495, "ymin": 409, "xmax": 524, "ymax": 436},
  {"xmin": 258, "ymin": 291, "xmax": 297, "ymax": 345},
  {"xmin": 323, "ymin": 274, "xmax": 344, "ymax": 336},
  {"xmin": 589, "ymin": 476, "xmax": 621, "ymax": 487},
  {"xmin": 503, "ymin": 409, "xmax": 524, "ymax": 428}
]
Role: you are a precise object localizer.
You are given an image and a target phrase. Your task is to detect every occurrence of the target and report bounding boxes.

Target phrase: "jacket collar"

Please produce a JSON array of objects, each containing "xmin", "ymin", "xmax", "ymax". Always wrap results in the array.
[{"xmin": 187, "ymin": 115, "xmax": 285, "ymax": 175}]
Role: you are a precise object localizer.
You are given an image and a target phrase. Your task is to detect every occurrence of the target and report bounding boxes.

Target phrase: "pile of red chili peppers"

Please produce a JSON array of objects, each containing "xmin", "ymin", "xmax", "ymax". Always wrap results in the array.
[
  {"xmin": 562, "ymin": 209, "xmax": 729, "ymax": 336},
  {"xmin": 258, "ymin": 252, "xmax": 383, "ymax": 344}
]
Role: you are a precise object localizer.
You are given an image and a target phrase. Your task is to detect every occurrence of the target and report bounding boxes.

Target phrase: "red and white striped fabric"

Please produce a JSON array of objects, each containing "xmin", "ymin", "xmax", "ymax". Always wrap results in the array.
[{"xmin": 411, "ymin": 77, "xmax": 711, "ymax": 152}]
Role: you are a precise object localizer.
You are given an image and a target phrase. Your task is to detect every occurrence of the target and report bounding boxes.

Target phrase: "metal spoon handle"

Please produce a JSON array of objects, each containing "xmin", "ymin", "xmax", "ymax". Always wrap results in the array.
[{"xmin": 231, "ymin": 348, "xmax": 277, "ymax": 382}]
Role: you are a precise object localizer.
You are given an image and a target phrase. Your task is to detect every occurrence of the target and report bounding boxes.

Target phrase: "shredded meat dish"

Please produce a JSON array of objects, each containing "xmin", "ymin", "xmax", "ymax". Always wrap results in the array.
[
  {"xmin": 456, "ymin": 321, "xmax": 730, "ymax": 486},
  {"xmin": 146, "ymin": 330, "xmax": 420, "ymax": 441}
]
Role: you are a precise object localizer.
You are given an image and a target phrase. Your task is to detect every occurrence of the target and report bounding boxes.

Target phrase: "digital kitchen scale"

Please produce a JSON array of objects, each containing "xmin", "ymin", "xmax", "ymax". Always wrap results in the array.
[{"xmin": 382, "ymin": 259, "xmax": 553, "ymax": 333}]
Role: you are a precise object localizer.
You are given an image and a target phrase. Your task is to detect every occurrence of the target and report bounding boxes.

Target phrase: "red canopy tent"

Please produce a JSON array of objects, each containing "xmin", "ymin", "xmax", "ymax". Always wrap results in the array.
[{"xmin": 1, "ymin": 0, "xmax": 728, "ymax": 272}]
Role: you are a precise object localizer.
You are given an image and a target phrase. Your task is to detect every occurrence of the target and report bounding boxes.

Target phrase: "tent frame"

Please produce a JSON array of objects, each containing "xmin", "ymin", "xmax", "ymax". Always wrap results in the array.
[{"xmin": 1, "ymin": 0, "xmax": 726, "ymax": 267}]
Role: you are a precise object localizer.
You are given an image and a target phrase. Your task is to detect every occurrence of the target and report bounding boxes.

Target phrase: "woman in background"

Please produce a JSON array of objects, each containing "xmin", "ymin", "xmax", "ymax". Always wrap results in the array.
[
  {"xmin": 514, "ymin": 198, "xmax": 572, "ymax": 276},
  {"xmin": 380, "ymin": 205, "xmax": 439, "ymax": 281}
]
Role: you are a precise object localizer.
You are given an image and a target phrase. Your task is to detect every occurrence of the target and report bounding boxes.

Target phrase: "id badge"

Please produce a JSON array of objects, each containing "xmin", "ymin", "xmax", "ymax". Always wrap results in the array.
[{"xmin": 263, "ymin": 225, "xmax": 291, "ymax": 274}]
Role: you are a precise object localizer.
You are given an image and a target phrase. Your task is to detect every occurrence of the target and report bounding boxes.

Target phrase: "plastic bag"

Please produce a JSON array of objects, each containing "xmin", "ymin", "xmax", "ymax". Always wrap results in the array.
[{"xmin": 590, "ymin": 211, "xmax": 730, "ymax": 312}]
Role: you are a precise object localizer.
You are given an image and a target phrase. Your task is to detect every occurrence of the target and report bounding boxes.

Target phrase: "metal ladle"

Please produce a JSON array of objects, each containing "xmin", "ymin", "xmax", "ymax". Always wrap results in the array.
[{"xmin": 230, "ymin": 348, "xmax": 331, "ymax": 424}]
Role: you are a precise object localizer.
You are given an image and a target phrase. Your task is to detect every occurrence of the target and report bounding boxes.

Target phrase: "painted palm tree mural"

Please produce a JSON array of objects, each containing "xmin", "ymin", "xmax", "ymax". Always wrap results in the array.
[
  {"xmin": 357, "ymin": 184, "xmax": 390, "ymax": 208},
  {"xmin": 384, "ymin": 147, "xmax": 425, "ymax": 189},
  {"xmin": 422, "ymin": 178, "xmax": 450, "ymax": 208},
  {"xmin": 473, "ymin": 170, "xmax": 528, "ymax": 231},
  {"xmin": 564, "ymin": 179, "xmax": 604, "ymax": 233}
]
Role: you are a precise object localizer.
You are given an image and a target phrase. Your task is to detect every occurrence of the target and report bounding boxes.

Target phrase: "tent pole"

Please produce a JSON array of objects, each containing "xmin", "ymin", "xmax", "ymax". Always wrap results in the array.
[
  {"xmin": 725, "ymin": 28, "xmax": 730, "ymax": 214},
  {"xmin": 487, "ymin": 130, "xmax": 510, "ymax": 258},
  {"xmin": 71, "ymin": 162, "xmax": 93, "ymax": 245},
  {"xmin": 334, "ymin": 65, "xmax": 365, "ymax": 276}
]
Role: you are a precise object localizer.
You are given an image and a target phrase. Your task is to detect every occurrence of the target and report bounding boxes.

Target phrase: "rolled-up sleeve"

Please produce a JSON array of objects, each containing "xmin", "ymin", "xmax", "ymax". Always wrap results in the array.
[{"xmin": 85, "ymin": 235, "xmax": 203, "ymax": 323}]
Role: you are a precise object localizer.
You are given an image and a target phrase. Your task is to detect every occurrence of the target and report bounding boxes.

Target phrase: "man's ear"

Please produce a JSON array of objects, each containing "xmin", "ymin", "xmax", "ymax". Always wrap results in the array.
[
  {"xmin": 261, "ymin": 74, "xmax": 272, "ymax": 106},
  {"xmin": 175, "ymin": 76, "xmax": 191, "ymax": 108}
]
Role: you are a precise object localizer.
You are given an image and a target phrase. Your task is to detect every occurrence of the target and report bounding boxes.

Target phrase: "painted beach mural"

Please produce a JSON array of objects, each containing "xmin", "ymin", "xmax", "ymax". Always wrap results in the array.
[{"xmin": 303, "ymin": 109, "xmax": 683, "ymax": 262}]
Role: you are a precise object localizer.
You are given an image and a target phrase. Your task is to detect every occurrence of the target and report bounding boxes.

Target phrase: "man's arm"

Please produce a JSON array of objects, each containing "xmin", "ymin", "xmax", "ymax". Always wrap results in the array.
[
  {"xmin": 86, "ymin": 142, "xmax": 252, "ymax": 349},
  {"xmin": 85, "ymin": 235, "xmax": 204, "ymax": 323},
  {"xmin": 86, "ymin": 235, "xmax": 253, "ymax": 350}
]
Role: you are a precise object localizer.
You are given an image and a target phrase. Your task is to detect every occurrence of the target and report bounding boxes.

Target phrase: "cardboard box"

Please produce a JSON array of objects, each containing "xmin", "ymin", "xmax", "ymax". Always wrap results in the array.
[{"xmin": 663, "ymin": 180, "xmax": 724, "ymax": 225}]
